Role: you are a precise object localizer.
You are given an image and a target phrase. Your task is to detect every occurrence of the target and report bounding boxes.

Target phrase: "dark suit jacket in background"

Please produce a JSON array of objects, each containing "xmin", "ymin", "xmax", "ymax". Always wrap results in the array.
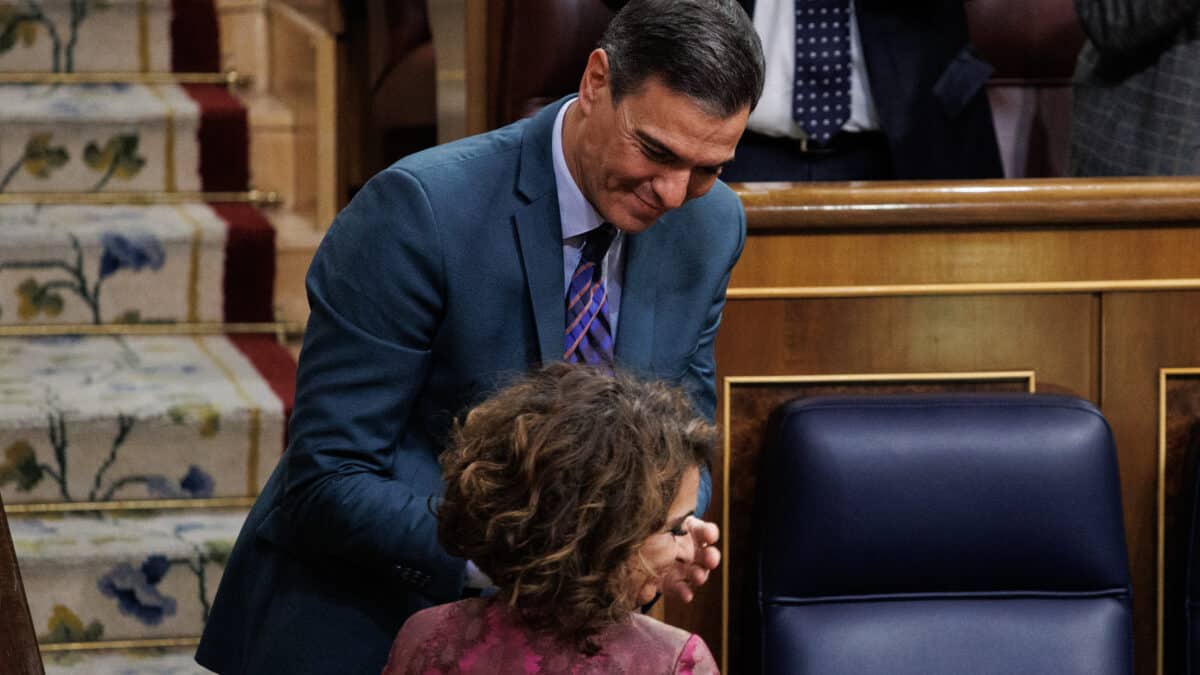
[
  {"xmin": 739, "ymin": 0, "xmax": 1004, "ymax": 179},
  {"xmin": 194, "ymin": 97, "xmax": 746, "ymax": 675},
  {"xmin": 1070, "ymin": 0, "xmax": 1200, "ymax": 175}
]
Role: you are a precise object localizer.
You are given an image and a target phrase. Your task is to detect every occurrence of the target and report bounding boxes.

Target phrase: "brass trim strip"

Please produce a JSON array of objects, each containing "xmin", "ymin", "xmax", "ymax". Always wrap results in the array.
[
  {"xmin": 146, "ymin": 84, "xmax": 178, "ymax": 192},
  {"xmin": 728, "ymin": 279, "xmax": 1200, "ymax": 299},
  {"xmin": 0, "ymin": 322, "xmax": 302, "ymax": 337},
  {"xmin": 720, "ymin": 370, "xmax": 1037, "ymax": 674},
  {"xmin": 725, "ymin": 371, "xmax": 1038, "ymax": 385},
  {"xmin": 41, "ymin": 637, "xmax": 200, "ymax": 653},
  {"xmin": 0, "ymin": 72, "xmax": 246, "ymax": 85},
  {"xmin": 173, "ymin": 205, "xmax": 205, "ymax": 322},
  {"xmin": 6, "ymin": 496, "xmax": 255, "ymax": 514},
  {"xmin": 192, "ymin": 336, "xmax": 264, "ymax": 497},
  {"xmin": 0, "ymin": 190, "xmax": 279, "ymax": 205},
  {"xmin": 1156, "ymin": 368, "xmax": 1200, "ymax": 675}
]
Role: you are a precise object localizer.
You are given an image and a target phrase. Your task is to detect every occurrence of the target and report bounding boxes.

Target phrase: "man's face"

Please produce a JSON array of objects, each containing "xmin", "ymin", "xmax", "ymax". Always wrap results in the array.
[{"xmin": 570, "ymin": 52, "xmax": 749, "ymax": 234}]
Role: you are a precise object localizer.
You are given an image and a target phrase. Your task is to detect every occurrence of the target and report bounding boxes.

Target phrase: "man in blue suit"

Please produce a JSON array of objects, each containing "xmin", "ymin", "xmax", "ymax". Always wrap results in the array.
[{"xmin": 196, "ymin": 1, "xmax": 764, "ymax": 672}]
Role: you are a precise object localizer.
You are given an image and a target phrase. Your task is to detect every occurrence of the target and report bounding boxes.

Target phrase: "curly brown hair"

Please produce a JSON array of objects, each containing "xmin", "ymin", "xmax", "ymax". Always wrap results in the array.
[{"xmin": 436, "ymin": 363, "xmax": 715, "ymax": 655}]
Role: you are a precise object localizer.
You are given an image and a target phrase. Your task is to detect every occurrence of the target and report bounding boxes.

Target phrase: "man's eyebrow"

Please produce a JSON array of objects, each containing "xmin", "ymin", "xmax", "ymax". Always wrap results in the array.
[
  {"xmin": 636, "ymin": 129, "xmax": 735, "ymax": 170},
  {"xmin": 635, "ymin": 130, "xmax": 679, "ymax": 161}
]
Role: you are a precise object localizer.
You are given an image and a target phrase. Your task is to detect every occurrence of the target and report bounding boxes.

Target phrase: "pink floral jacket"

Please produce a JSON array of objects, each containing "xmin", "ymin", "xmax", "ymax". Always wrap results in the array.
[{"xmin": 382, "ymin": 598, "xmax": 718, "ymax": 674}]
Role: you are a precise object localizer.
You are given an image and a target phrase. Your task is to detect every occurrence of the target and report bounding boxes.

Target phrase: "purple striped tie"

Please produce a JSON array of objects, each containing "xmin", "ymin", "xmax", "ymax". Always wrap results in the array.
[{"xmin": 565, "ymin": 223, "xmax": 616, "ymax": 368}]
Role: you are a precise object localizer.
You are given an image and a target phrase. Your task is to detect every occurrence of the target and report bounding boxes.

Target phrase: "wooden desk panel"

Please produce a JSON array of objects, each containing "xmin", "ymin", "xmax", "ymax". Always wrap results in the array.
[{"xmin": 681, "ymin": 179, "xmax": 1200, "ymax": 675}]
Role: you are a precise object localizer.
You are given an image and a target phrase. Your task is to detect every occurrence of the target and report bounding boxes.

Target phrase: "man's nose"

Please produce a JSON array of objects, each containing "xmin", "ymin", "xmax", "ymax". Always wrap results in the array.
[{"xmin": 653, "ymin": 169, "xmax": 690, "ymax": 210}]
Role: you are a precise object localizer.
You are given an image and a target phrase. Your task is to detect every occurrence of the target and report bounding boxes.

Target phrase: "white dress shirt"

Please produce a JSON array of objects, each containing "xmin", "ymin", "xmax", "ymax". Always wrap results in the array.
[
  {"xmin": 552, "ymin": 98, "xmax": 626, "ymax": 339},
  {"xmin": 746, "ymin": 0, "xmax": 881, "ymax": 139}
]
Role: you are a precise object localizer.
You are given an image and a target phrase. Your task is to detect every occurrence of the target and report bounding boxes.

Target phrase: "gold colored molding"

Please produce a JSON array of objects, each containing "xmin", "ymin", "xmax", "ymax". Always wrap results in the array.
[
  {"xmin": 0, "ymin": 190, "xmax": 280, "ymax": 205},
  {"xmin": 268, "ymin": 0, "xmax": 340, "ymax": 227},
  {"xmin": 41, "ymin": 637, "xmax": 200, "ymax": 653},
  {"xmin": 6, "ymin": 497, "xmax": 256, "ymax": 515},
  {"xmin": 728, "ymin": 279, "xmax": 1200, "ymax": 299},
  {"xmin": 720, "ymin": 370, "xmax": 1037, "ymax": 674},
  {"xmin": 734, "ymin": 176, "xmax": 1200, "ymax": 229},
  {"xmin": 1157, "ymin": 368, "xmax": 1200, "ymax": 675},
  {"xmin": 0, "ymin": 71, "xmax": 248, "ymax": 86},
  {"xmin": 0, "ymin": 322, "xmax": 301, "ymax": 338}
]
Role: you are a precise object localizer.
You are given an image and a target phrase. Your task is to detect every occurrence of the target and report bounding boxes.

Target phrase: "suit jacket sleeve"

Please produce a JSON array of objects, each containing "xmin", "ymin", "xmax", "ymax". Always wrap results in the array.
[
  {"xmin": 681, "ymin": 202, "xmax": 746, "ymax": 423},
  {"xmin": 269, "ymin": 166, "xmax": 466, "ymax": 603},
  {"xmin": 1075, "ymin": 0, "xmax": 1200, "ymax": 55},
  {"xmin": 681, "ymin": 201, "xmax": 746, "ymax": 517}
]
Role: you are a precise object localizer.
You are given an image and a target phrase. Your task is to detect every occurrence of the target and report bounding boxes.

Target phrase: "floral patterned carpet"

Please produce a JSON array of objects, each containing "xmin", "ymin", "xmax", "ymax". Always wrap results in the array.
[{"xmin": 0, "ymin": 1, "xmax": 294, "ymax": 671}]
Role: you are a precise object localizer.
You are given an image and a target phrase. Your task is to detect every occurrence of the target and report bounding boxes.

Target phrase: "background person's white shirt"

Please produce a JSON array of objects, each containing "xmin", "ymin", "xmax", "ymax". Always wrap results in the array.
[{"xmin": 746, "ymin": 0, "xmax": 882, "ymax": 139}]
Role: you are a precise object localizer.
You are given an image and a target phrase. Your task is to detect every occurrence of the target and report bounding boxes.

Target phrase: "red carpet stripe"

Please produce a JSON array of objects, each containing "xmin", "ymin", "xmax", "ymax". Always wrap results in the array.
[
  {"xmin": 171, "ymin": 0, "xmax": 222, "ymax": 72},
  {"xmin": 212, "ymin": 203, "xmax": 276, "ymax": 323},
  {"xmin": 183, "ymin": 84, "xmax": 250, "ymax": 192},
  {"xmin": 229, "ymin": 333, "xmax": 297, "ymax": 454}
]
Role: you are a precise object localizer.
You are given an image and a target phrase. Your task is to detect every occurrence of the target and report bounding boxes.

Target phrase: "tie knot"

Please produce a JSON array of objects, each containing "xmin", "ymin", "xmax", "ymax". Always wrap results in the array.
[{"xmin": 580, "ymin": 223, "xmax": 617, "ymax": 264}]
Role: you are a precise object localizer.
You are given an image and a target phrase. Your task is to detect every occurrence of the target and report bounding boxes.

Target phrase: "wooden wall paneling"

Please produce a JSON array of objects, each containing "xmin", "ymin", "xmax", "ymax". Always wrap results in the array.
[
  {"xmin": 662, "ymin": 292, "xmax": 1100, "ymax": 672},
  {"xmin": 1160, "ymin": 370, "xmax": 1200, "ymax": 675},
  {"xmin": 730, "ymin": 226, "xmax": 1200, "ymax": 290},
  {"xmin": 1103, "ymin": 291, "xmax": 1200, "ymax": 675}
]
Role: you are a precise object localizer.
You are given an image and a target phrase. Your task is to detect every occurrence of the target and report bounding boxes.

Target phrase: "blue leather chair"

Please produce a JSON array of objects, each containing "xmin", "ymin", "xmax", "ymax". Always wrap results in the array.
[{"xmin": 754, "ymin": 394, "xmax": 1133, "ymax": 675}]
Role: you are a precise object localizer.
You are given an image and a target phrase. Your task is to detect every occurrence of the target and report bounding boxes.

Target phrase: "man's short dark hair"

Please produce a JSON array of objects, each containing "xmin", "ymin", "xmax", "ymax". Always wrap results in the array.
[{"xmin": 600, "ymin": 0, "xmax": 765, "ymax": 117}]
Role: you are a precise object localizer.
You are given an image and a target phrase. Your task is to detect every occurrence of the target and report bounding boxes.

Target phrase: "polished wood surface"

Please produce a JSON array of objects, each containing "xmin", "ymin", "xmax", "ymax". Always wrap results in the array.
[
  {"xmin": 684, "ymin": 178, "xmax": 1200, "ymax": 675},
  {"xmin": 734, "ymin": 177, "xmax": 1200, "ymax": 229},
  {"xmin": 1102, "ymin": 292, "xmax": 1200, "ymax": 675},
  {"xmin": 0, "ymin": 492, "xmax": 45, "ymax": 675},
  {"xmin": 1161, "ymin": 372, "xmax": 1200, "ymax": 675}
]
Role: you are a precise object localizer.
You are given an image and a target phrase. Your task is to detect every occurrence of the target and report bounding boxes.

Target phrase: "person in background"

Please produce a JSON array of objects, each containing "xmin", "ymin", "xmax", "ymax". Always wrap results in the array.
[
  {"xmin": 382, "ymin": 364, "xmax": 719, "ymax": 675},
  {"xmin": 1070, "ymin": 0, "xmax": 1200, "ymax": 176},
  {"xmin": 195, "ymin": 1, "xmax": 763, "ymax": 673},
  {"xmin": 721, "ymin": 0, "xmax": 1003, "ymax": 182}
]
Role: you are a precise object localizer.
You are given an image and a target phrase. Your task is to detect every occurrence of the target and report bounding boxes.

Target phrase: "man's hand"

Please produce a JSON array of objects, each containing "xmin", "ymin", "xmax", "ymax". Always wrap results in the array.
[{"xmin": 662, "ymin": 516, "xmax": 721, "ymax": 603}]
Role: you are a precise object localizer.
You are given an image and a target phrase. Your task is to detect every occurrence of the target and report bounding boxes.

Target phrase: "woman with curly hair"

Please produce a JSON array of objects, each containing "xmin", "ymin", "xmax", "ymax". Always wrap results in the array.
[{"xmin": 381, "ymin": 363, "xmax": 719, "ymax": 674}]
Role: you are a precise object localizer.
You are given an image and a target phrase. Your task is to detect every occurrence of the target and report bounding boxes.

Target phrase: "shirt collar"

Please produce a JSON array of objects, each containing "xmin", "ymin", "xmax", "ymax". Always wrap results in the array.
[{"xmin": 552, "ymin": 98, "xmax": 604, "ymax": 241}]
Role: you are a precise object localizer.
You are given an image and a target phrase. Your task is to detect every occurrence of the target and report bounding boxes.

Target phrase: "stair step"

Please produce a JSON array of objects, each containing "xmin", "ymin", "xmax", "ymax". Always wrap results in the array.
[
  {"xmin": 0, "ymin": 0, "xmax": 219, "ymax": 74},
  {"xmin": 0, "ymin": 83, "xmax": 248, "ymax": 194},
  {"xmin": 44, "ymin": 647, "xmax": 213, "ymax": 675},
  {"xmin": 11, "ymin": 509, "xmax": 246, "ymax": 644},
  {"xmin": 0, "ymin": 203, "xmax": 275, "ymax": 325},
  {"xmin": 0, "ymin": 334, "xmax": 293, "ymax": 508}
]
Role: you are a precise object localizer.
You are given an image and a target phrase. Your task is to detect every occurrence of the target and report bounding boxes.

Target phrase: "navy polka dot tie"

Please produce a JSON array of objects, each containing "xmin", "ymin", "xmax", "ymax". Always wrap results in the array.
[{"xmin": 793, "ymin": 1, "xmax": 852, "ymax": 145}]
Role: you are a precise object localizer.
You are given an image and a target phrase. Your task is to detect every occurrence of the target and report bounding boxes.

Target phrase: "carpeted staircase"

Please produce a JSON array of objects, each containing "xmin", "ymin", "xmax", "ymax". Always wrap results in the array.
[{"xmin": 0, "ymin": 1, "xmax": 297, "ymax": 672}]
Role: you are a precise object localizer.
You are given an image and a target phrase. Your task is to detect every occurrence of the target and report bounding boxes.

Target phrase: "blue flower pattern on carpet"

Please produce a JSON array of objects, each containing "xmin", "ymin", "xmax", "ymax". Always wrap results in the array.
[
  {"xmin": 98, "ymin": 232, "xmax": 165, "ymax": 279},
  {"xmin": 97, "ymin": 555, "xmax": 178, "ymax": 626}
]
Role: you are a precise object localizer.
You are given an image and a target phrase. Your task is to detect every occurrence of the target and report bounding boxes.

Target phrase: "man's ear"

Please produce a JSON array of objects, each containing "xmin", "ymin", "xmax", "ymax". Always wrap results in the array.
[{"xmin": 577, "ymin": 48, "xmax": 610, "ymax": 115}]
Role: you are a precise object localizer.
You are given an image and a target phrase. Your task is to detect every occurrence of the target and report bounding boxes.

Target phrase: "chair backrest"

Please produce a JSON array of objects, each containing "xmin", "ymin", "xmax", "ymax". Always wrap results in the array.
[
  {"xmin": 476, "ymin": 0, "xmax": 616, "ymax": 131},
  {"xmin": 0, "ymin": 492, "xmax": 44, "ymax": 675},
  {"xmin": 966, "ymin": 0, "xmax": 1085, "ymax": 177},
  {"xmin": 755, "ymin": 394, "xmax": 1133, "ymax": 675}
]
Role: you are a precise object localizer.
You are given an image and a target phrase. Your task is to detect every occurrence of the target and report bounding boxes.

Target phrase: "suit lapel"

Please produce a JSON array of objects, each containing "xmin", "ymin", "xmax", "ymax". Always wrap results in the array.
[
  {"xmin": 514, "ymin": 98, "xmax": 573, "ymax": 364},
  {"xmin": 515, "ymin": 197, "xmax": 565, "ymax": 364},
  {"xmin": 614, "ymin": 227, "xmax": 659, "ymax": 373}
]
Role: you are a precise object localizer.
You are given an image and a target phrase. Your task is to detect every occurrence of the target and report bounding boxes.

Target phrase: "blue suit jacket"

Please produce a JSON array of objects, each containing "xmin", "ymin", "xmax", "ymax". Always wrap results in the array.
[{"xmin": 196, "ymin": 97, "xmax": 746, "ymax": 674}]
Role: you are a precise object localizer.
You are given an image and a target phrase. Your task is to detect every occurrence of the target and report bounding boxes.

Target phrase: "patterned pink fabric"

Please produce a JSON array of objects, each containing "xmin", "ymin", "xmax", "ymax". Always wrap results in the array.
[{"xmin": 381, "ymin": 598, "xmax": 719, "ymax": 674}]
